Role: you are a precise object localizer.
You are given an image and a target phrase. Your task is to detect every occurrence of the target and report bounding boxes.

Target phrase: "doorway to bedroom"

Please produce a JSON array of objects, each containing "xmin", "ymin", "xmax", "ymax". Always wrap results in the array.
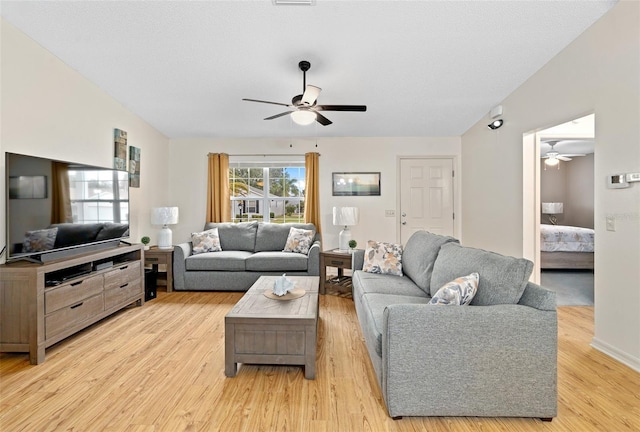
[{"xmin": 524, "ymin": 114, "xmax": 595, "ymax": 306}]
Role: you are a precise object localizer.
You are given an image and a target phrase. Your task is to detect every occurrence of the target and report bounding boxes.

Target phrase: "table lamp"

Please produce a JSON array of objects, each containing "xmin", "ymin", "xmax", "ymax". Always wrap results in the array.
[
  {"xmin": 541, "ymin": 202, "xmax": 563, "ymax": 225},
  {"xmin": 151, "ymin": 207, "xmax": 179, "ymax": 249},
  {"xmin": 333, "ymin": 207, "xmax": 359, "ymax": 252}
]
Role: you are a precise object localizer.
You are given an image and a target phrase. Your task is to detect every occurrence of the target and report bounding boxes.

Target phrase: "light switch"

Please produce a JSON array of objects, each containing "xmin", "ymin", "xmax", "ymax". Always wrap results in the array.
[{"xmin": 606, "ymin": 216, "xmax": 615, "ymax": 232}]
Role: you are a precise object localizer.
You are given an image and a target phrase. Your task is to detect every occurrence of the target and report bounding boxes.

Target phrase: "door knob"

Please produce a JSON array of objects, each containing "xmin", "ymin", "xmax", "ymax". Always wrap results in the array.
[{"xmin": 402, "ymin": 221, "xmax": 407, "ymax": 225}]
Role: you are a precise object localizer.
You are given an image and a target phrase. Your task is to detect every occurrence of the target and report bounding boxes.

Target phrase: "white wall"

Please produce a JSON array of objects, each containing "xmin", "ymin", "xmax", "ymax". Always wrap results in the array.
[
  {"xmin": 168, "ymin": 136, "xmax": 461, "ymax": 249},
  {"xmin": 461, "ymin": 1, "xmax": 640, "ymax": 370},
  {"xmin": 0, "ymin": 19, "xmax": 171, "ymax": 256}
]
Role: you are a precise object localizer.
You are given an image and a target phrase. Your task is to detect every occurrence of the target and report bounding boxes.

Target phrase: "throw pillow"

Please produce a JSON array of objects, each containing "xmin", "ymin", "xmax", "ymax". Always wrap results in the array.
[
  {"xmin": 283, "ymin": 227, "xmax": 314, "ymax": 254},
  {"xmin": 362, "ymin": 240, "xmax": 404, "ymax": 276},
  {"xmin": 22, "ymin": 227, "xmax": 58, "ymax": 253},
  {"xmin": 429, "ymin": 273, "xmax": 479, "ymax": 306},
  {"xmin": 191, "ymin": 228, "xmax": 222, "ymax": 254}
]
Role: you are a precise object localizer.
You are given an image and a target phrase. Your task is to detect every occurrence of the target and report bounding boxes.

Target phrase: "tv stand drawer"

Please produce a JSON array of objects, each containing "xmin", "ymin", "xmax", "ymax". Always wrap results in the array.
[
  {"xmin": 104, "ymin": 280, "xmax": 141, "ymax": 310},
  {"xmin": 45, "ymin": 274, "xmax": 104, "ymax": 314},
  {"xmin": 104, "ymin": 262, "xmax": 141, "ymax": 290},
  {"xmin": 45, "ymin": 293, "xmax": 104, "ymax": 339}
]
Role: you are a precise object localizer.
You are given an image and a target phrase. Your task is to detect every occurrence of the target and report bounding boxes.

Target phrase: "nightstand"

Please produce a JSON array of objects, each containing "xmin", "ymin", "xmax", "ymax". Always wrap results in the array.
[
  {"xmin": 320, "ymin": 249, "xmax": 358, "ymax": 295},
  {"xmin": 144, "ymin": 246, "xmax": 174, "ymax": 292}
]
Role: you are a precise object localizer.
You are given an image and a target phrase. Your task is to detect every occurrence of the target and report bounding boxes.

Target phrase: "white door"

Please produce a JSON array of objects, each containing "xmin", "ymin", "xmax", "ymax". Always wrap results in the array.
[{"xmin": 399, "ymin": 158, "xmax": 454, "ymax": 244}]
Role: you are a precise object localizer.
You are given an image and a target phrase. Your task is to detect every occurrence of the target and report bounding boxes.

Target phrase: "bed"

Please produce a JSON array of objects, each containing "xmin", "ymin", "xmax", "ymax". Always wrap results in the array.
[{"xmin": 540, "ymin": 224, "xmax": 594, "ymax": 269}]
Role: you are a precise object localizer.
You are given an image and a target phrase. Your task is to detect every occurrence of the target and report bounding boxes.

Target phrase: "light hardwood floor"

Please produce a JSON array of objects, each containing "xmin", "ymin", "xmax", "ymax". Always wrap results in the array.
[{"xmin": 1, "ymin": 291, "xmax": 639, "ymax": 432}]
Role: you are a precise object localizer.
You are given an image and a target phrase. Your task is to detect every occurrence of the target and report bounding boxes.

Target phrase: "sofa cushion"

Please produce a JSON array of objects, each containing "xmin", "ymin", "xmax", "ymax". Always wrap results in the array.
[
  {"xmin": 352, "ymin": 271, "xmax": 428, "ymax": 302},
  {"xmin": 23, "ymin": 227, "xmax": 58, "ymax": 253},
  {"xmin": 283, "ymin": 227, "xmax": 314, "ymax": 254},
  {"xmin": 254, "ymin": 223, "xmax": 316, "ymax": 252},
  {"xmin": 245, "ymin": 251, "xmax": 309, "ymax": 272},
  {"xmin": 402, "ymin": 231, "xmax": 459, "ymax": 294},
  {"xmin": 50, "ymin": 223, "xmax": 103, "ymax": 248},
  {"xmin": 203, "ymin": 221, "xmax": 257, "ymax": 251},
  {"xmin": 191, "ymin": 228, "xmax": 222, "ymax": 254},
  {"xmin": 359, "ymin": 293, "xmax": 432, "ymax": 357},
  {"xmin": 185, "ymin": 251, "xmax": 252, "ymax": 271},
  {"xmin": 430, "ymin": 243, "xmax": 533, "ymax": 305},
  {"xmin": 429, "ymin": 272, "xmax": 479, "ymax": 306},
  {"xmin": 96, "ymin": 223, "xmax": 130, "ymax": 241},
  {"xmin": 362, "ymin": 240, "xmax": 404, "ymax": 276}
]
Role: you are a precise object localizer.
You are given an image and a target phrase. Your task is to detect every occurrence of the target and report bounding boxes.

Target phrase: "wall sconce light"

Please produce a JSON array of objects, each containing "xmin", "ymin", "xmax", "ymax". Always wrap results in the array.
[{"xmin": 488, "ymin": 119, "xmax": 504, "ymax": 130}]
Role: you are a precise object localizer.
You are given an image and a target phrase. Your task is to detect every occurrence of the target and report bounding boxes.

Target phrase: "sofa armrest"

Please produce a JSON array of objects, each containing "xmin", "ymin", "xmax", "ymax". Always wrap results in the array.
[
  {"xmin": 173, "ymin": 242, "xmax": 193, "ymax": 290},
  {"xmin": 519, "ymin": 281, "xmax": 556, "ymax": 310},
  {"xmin": 307, "ymin": 240, "xmax": 321, "ymax": 276},
  {"xmin": 352, "ymin": 249, "xmax": 365, "ymax": 272},
  {"xmin": 381, "ymin": 304, "xmax": 557, "ymax": 418}
]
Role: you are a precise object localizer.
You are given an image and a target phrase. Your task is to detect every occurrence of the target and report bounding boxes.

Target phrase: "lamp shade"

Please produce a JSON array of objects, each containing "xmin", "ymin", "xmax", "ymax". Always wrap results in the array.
[
  {"xmin": 541, "ymin": 202, "xmax": 563, "ymax": 215},
  {"xmin": 333, "ymin": 207, "xmax": 359, "ymax": 226},
  {"xmin": 151, "ymin": 207, "xmax": 179, "ymax": 225}
]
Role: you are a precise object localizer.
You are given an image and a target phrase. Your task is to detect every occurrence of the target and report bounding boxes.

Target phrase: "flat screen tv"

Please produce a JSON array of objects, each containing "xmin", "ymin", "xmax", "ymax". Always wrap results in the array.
[{"xmin": 5, "ymin": 152, "xmax": 130, "ymax": 263}]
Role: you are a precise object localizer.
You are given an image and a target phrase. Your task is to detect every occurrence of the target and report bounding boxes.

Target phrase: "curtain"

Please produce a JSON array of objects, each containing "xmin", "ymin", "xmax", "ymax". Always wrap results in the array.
[
  {"xmin": 303, "ymin": 152, "xmax": 321, "ymax": 234},
  {"xmin": 206, "ymin": 153, "xmax": 230, "ymax": 223},
  {"xmin": 51, "ymin": 162, "xmax": 72, "ymax": 224}
]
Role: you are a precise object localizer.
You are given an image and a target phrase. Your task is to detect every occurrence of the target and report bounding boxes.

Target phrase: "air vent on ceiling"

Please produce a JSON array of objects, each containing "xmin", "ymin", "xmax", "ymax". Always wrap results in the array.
[{"xmin": 273, "ymin": 0, "xmax": 316, "ymax": 5}]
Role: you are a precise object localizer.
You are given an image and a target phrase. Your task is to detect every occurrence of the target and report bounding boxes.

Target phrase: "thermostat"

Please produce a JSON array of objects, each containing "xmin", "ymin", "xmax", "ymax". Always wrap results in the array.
[{"xmin": 608, "ymin": 174, "xmax": 629, "ymax": 189}]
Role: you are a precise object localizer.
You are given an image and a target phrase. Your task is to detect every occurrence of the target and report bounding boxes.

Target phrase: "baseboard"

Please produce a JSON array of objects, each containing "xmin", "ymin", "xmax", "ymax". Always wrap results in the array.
[{"xmin": 591, "ymin": 337, "xmax": 640, "ymax": 373}]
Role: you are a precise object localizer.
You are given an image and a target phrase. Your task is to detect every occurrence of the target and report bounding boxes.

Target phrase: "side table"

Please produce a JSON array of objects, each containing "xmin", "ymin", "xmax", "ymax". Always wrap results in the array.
[
  {"xmin": 319, "ymin": 249, "xmax": 358, "ymax": 295},
  {"xmin": 144, "ymin": 246, "xmax": 174, "ymax": 292}
]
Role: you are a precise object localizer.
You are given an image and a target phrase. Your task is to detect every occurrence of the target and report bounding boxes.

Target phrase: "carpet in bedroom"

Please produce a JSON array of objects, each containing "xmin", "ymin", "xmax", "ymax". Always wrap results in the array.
[{"xmin": 541, "ymin": 269, "xmax": 594, "ymax": 306}]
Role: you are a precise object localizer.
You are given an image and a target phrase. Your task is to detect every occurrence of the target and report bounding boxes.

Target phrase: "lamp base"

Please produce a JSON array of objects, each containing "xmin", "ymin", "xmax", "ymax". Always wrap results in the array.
[
  {"xmin": 338, "ymin": 227, "xmax": 351, "ymax": 252},
  {"xmin": 157, "ymin": 226, "xmax": 173, "ymax": 249},
  {"xmin": 548, "ymin": 215, "xmax": 558, "ymax": 225}
]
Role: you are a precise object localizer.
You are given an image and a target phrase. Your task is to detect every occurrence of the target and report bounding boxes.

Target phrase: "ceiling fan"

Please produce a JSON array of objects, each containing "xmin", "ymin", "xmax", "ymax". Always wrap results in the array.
[
  {"xmin": 242, "ymin": 60, "xmax": 366, "ymax": 126},
  {"xmin": 541, "ymin": 141, "xmax": 586, "ymax": 167}
]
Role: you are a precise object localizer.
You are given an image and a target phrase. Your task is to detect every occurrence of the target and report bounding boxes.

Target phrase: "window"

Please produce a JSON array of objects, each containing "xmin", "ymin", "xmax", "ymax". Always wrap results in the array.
[
  {"xmin": 68, "ymin": 169, "xmax": 129, "ymax": 224},
  {"xmin": 229, "ymin": 158, "xmax": 305, "ymax": 224}
]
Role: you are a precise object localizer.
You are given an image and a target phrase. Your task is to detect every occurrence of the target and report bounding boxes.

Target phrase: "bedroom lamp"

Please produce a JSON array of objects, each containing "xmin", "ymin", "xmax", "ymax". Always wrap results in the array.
[
  {"xmin": 333, "ymin": 207, "xmax": 359, "ymax": 252},
  {"xmin": 151, "ymin": 207, "xmax": 179, "ymax": 249},
  {"xmin": 541, "ymin": 202, "xmax": 563, "ymax": 225}
]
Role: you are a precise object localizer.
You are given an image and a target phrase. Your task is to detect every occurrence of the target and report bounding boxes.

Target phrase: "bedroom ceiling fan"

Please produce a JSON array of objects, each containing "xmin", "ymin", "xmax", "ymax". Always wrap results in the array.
[
  {"xmin": 541, "ymin": 141, "xmax": 586, "ymax": 167},
  {"xmin": 242, "ymin": 60, "xmax": 367, "ymax": 126}
]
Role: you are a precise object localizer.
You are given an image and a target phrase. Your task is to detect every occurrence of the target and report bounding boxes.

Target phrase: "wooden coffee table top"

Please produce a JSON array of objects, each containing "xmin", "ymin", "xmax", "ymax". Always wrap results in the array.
[{"xmin": 226, "ymin": 276, "xmax": 319, "ymax": 320}]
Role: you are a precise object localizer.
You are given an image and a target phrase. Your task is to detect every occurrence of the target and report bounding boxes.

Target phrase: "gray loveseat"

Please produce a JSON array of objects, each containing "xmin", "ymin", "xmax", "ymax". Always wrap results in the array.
[
  {"xmin": 173, "ymin": 221, "xmax": 321, "ymax": 291},
  {"xmin": 352, "ymin": 231, "xmax": 557, "ymax": 420}
]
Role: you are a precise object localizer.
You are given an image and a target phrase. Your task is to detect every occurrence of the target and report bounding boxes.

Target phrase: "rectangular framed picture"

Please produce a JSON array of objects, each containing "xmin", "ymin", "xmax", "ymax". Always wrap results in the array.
[
  {"xmin": 332, "ymin": 172, "xmax": 381, "ymax": 196},
  {"xmin": 9, "ymin": 176, "xmax": 47, "ymax": 199}
]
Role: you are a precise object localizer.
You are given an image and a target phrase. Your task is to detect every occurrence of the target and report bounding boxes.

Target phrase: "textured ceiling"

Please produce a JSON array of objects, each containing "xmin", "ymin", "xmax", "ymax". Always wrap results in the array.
[{"xmin": 0, "ymin": 1, "xmax": 617, "ymax": 139}]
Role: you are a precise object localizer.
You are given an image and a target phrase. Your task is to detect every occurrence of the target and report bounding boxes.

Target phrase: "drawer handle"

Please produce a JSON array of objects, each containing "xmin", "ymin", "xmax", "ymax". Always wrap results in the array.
[
  {"xmin": 70, "ymin": 302, "xmax": 84, "ymax": 309},
  {"xmin": 119, "ymin": 265, "xmax": 129, "ymax": 270},
  {"xmin": 70, "ymin": 280, "xmax": 83, "ymax": 286},
  {"xmin": 330, "ymin": 260, "xmax": 344, "ymax": 265},
  {"xmin": 120, "ymin": 283, "xmax": 129, "ymax": 289},
  {"xmin": 146, "ymin": 258, "xmax": 158, "ymax": 262}
]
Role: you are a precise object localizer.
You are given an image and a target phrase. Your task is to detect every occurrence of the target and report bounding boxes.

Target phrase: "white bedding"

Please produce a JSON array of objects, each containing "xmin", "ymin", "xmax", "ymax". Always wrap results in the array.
[{"xmin": 540, "ymin": 224, "xmax": 594, "ymax": 252}]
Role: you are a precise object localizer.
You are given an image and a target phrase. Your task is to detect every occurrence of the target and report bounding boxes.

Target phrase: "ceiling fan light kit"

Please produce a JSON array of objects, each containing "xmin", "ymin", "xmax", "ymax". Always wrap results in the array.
[{"xmin": 243, "ymin": 60, "xmax": 366, "ymax": 127}]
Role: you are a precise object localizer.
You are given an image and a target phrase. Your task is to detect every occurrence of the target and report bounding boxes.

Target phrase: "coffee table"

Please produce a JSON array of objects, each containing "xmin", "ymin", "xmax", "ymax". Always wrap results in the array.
[{"xmin": 224, "ymin": 275, "xmax": 320, "ymax": 379}]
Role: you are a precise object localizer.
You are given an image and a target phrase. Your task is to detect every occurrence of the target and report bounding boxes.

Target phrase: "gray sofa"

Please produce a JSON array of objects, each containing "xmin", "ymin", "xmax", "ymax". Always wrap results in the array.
[
  {"xmin": 352, "ymin": 231, "xmax": 557, "ymax": 420},
  {"xmin": 173, "ymin": 221, "xmax": 321, "ymax": 291}
]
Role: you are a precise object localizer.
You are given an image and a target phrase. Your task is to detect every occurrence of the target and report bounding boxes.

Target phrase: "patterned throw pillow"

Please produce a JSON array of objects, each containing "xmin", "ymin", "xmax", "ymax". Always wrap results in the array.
[
  {"xmin": 362, "ymin": 240, "xmax": 404, "ymax": 276},
  {"xmin": 283, "ymin": 227, "xmax": 314, "ymax": 254},
  {"xmin": 191, "ymin": 228, "xmax": 222, "ymax": 254},
  {"xmin": 429, "ymin": 273, "xmax": 479, "ymax": 306},
  {"xmin": 22, "ymin": 227, "xmax": 58, "ymax": 253}
]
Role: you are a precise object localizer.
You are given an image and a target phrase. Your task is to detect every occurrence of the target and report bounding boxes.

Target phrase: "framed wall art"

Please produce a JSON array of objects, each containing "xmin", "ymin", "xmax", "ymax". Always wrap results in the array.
[
  {"xmin": 332, "ymin": 172, "xmax": 381, "ymax": 196},
  {"xmin": 9, "ymin": 176, "xmax": 47, "ymax": 199}
]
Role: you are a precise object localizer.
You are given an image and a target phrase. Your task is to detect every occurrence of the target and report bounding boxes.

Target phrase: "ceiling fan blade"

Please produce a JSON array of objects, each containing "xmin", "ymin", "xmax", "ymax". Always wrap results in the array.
[
  {"xmin": 558, "ymin": 153, "xmax": 586, "ymax": 157},
  {"xmin": 301, "ymin": 85, "xmax": 321, "ymax": 106},
  {"xmin": 243, "ymin": 98, "xmax": 290, "ymax": 107},
  {"xmin": 316, "ymin": 104, "xmax": 367, "ymax": 112},
  {"xmin": 264, "ymin": 111, "xmax": 293, "ymax": 120},
  {"xmin": 557, "ymin": 156, "xmax": 572, "ymax": 161},
  {"xmin": 315, "ymin": 112, "xmax": 333, "ymax": 126}
]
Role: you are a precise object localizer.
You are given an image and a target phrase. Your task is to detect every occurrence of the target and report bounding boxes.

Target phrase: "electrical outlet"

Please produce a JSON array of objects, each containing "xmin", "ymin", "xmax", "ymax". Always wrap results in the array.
[
  {"xmin": 385, "ymin": 210, "xmax": 395, "ymax": 217},
  {"xmin": 606, "ymin": 216, "xmax": 616, "ymax": 232}
]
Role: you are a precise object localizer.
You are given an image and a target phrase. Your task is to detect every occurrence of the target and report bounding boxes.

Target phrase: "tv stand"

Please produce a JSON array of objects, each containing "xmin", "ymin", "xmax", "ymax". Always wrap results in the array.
[{"xmin": 0, "ymin": 244, "xmax": 145, "ymax": 364}]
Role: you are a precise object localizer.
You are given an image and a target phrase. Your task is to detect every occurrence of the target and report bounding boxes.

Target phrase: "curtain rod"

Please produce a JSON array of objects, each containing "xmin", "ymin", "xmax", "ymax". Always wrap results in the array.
[{"xmin": 207, "ymin": 153, "xmax": 320, "ymax": 157}]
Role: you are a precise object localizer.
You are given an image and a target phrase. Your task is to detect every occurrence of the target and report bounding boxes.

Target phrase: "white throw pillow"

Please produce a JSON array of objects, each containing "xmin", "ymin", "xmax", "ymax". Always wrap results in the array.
[
  {"xmin": 362, "ymin": 240, "xmax": 404, "ymax": 276},
  {"xmin": 191, "ymin": 228, "xmax": 222, "ymax": 254},
  {"xmin": 429, "ymin": 272, "xmax": 479, "ymax": 306},
  {"xmin": 283, "ymin": 227, "xmax": 314, "ymax": 254}
]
